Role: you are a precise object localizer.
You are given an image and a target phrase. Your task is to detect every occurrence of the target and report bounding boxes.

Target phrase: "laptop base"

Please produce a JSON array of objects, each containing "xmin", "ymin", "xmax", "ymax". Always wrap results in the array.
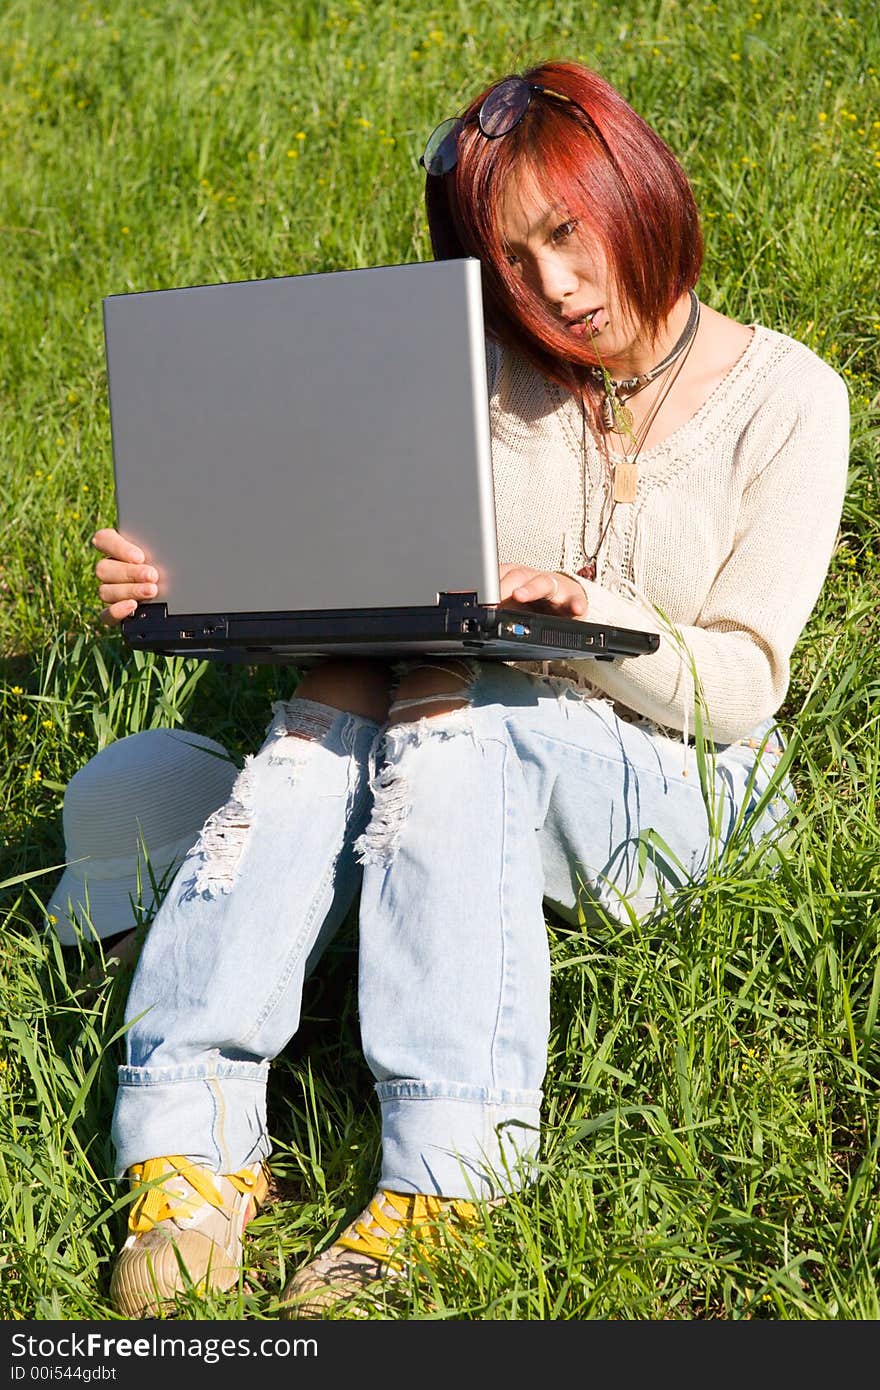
[{"xmin": 121, "ymin": 596, "xmax": 660, "ymax": 667}]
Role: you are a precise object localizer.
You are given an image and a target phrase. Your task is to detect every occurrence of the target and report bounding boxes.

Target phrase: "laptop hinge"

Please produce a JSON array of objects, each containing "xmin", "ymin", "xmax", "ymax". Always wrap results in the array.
[
  {"xmin": 131, "ymin": 602, "xmax": 169, "ymax": 620},
  {"xmin": 438, "ymin": 591, "xmax": 479, "ymax": 608}
]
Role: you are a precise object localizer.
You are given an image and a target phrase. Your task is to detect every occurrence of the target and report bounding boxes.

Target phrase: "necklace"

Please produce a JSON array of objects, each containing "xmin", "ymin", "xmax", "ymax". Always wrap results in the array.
[
  {"xmin": 589, "ymin": 289, "xmax": 701, "ymax": 432},
  {"xmin": 576, "ymin": 303, "xmax": 701, "ymax": 580}
]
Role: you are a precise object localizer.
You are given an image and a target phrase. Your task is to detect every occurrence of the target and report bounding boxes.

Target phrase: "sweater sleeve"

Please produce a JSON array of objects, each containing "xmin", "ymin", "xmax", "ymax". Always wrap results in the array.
[{"xmin": 571, "ymin": 369, "xmax": 851, "ymax": 744}]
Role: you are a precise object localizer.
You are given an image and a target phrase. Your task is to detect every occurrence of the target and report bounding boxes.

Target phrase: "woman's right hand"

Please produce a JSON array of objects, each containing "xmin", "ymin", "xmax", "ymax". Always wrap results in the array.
[{"xmin": 92, "ymin": 527, "xmax": 159, "ymax": 625}]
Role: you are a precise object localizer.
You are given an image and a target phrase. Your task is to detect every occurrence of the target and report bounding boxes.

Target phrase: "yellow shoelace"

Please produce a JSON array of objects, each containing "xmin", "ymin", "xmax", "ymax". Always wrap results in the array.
[
  {"xmin": 128, "ymin": 1155, "xmax": 261, "ymax": 1234},
  {"xmin": 335, "ymin": 1190, "xmax": 479, "ymax": 1263}
]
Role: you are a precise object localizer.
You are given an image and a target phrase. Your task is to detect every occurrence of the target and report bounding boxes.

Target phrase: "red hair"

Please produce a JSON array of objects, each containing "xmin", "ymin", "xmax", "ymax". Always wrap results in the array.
[{"xmin": 425, "ymin": 61, "xmax": 703, "ymax": 413}]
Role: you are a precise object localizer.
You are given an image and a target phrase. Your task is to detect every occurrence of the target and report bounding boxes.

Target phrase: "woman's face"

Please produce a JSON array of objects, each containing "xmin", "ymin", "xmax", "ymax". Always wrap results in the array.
[{"xmin": 498, "ymin": 168, "xmax": 640, "ymax": 365}]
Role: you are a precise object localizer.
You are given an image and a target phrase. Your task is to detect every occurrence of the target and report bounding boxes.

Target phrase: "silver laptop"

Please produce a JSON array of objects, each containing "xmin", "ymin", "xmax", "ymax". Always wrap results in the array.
[{"xmin": 102, "ymin": 258, "xmax": 659, "ymax": 665}]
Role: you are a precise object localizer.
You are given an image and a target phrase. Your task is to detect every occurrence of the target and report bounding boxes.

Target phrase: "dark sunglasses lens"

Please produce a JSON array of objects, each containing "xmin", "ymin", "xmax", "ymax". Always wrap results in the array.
[
  {"xmin": 479, "ymin": 77, "xmax": 531, "ymax": 138},
  {"xmin": 420, "ymin": 117, "xmax": 462, "ymax": 175}
]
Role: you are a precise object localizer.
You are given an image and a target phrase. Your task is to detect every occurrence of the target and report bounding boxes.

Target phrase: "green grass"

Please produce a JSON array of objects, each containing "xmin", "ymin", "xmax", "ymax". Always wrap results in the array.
[{"xmin": 1, "ymin": 0, "xmax": 878, "ymax": 1320}]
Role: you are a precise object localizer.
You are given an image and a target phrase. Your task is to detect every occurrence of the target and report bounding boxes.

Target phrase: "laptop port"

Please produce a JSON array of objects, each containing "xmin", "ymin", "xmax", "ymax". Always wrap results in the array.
[{"xmin": 502, "ymin": 621, "xmax": 530, "ymax": 637}]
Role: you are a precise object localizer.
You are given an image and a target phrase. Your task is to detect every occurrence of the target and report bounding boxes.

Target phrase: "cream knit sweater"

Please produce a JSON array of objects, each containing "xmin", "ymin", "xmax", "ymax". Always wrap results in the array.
[{"xmin": 488, "ymin": 325, "xmax": 850, "ymax": 745}]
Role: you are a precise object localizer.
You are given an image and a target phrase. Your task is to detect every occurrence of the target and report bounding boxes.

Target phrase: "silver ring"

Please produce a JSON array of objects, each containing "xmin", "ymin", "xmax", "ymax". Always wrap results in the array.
[{"xmin": 547, "ymin": 574, "xmax": 560, "ymax": 599}]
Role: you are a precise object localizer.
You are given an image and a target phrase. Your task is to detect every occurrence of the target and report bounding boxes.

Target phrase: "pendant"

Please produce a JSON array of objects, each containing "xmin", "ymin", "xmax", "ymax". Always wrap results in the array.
[
  {"xmin": 613, "ymin": 462, "xmax": 638, "ymax": 504},
  {"xmin": 603, "ymin": 384, "xmax": 633, "ymax": 438},
  {"xmin": 577, "ymin": 558, "xmax": 597, "ymax": 581}
]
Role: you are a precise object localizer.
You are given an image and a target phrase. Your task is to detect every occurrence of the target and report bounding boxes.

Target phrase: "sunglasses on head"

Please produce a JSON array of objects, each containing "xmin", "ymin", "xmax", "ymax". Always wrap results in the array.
[{"xmin": 419, "ymin": 75, "xmax": 576, "ymax": 177}]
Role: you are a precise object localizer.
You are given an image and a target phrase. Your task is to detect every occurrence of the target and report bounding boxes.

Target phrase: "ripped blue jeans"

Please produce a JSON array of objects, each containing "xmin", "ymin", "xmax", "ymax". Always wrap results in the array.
[{"xmin": 111, "ymin": 661, "xmax": 790, "ymax": 1200}]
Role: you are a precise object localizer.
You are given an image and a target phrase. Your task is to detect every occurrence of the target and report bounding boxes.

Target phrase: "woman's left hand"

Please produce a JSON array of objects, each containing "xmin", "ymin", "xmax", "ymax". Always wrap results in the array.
[{"xmin": 499, "ymin": 563, "xmax": 588, "ymax": 618}]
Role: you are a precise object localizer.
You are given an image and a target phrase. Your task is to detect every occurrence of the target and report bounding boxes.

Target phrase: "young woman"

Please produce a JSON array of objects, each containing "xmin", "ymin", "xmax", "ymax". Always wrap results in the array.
[{"xmin": 93, "ymin": 61, "xmax": 849, "ymax": 1319}]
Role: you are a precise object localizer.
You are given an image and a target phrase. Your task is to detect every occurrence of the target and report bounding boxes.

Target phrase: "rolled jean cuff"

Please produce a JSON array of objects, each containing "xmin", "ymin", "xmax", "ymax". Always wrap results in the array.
[
  {"xmin": 375, "ymin": 1084, "xmax": 542, "ymax": 1201},
  {"xmin": 112, "ymin": 1061, "xmax": 270, "ymax": 1178}
]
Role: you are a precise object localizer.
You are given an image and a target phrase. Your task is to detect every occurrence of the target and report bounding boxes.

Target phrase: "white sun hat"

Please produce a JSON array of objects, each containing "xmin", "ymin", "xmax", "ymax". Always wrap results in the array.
[{"xmin": 46, "ymin": 727, "xmax": 238, "ymax": 946}]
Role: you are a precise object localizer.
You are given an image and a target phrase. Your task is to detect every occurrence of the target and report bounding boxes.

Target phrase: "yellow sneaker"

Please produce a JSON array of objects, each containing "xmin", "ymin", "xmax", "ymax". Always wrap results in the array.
[
  {"xmin": 110, "ymin": 1155, "xmax": 269, "ymax": 1317},
  {"xmin": 279, "ymin": 1189, "xmax": 480, "ymax": 1319}
]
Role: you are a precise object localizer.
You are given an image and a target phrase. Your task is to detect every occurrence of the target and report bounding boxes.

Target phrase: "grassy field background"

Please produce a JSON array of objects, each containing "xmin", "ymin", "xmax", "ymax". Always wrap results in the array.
[{"xmin": 1, "ymin": 0, "xmax": 878, "ymax": 1320}]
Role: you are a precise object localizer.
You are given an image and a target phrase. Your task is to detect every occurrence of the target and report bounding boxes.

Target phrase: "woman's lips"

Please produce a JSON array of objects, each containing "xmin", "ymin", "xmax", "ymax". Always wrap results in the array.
[{"xmin": 566, "ymin": 307, "xmax": 606, "ymax": 337}]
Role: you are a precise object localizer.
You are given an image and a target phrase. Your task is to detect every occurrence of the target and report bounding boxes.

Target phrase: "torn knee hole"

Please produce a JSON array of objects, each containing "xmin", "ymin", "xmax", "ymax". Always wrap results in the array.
[
  {"xmin": 387, "ymin": 663, "xmax": 474, "ymax": 725},
  {"xmin": 272, "ymin": 699, "xmax": 338, "ymax": 741},
  {"xmin": 387, "ymin": 693, "xmax": 470, "ymax": 723}
]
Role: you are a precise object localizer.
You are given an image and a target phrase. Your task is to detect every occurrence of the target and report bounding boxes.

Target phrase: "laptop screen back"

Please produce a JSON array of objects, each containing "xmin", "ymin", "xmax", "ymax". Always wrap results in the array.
[{"xmin": 103, "ymin": 258, "xmax": 501, "ymax": 615}]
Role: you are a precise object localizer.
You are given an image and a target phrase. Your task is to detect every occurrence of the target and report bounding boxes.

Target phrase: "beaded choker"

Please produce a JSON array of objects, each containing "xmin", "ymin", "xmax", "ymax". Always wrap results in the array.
[{"xmin": 588, "ymin": 290, "xmax": 701, "ymax": 431}]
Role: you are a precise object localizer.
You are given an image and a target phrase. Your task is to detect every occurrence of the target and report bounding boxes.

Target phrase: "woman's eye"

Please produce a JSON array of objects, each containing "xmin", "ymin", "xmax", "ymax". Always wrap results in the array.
[{"xmin": 552, "ymin": 219, "xmax": 578, "ymax": 244}]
